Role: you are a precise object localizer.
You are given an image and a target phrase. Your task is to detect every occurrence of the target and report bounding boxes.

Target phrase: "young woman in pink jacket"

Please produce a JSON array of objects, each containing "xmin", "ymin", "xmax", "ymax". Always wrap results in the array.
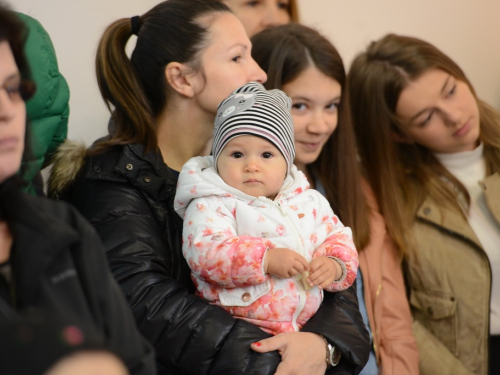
[{"xmin": 251, "ymin": 24, "xmax": 419, "ymax": 375}]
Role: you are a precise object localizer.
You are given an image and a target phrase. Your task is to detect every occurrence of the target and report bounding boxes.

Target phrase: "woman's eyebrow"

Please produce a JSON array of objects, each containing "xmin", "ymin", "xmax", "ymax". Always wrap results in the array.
[{"xmin": 1, "ymin": 72, "xmax": 20, "ymax": 84}]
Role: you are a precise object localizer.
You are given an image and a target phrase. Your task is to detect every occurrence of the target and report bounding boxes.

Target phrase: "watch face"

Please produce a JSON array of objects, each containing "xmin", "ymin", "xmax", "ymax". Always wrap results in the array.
[{"xmin": 331, "ymin": 346, "xmax": 341, "ymax": 365}]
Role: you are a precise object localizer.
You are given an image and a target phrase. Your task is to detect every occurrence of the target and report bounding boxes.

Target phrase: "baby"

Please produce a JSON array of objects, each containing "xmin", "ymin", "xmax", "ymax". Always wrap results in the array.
[{"xmin": 174, "ymin": 82, "xmax": 358, "ymax": 335}]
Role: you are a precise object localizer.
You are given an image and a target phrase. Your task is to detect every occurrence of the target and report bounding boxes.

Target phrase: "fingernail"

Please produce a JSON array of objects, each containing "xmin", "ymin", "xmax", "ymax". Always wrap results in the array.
[{"xmin": 253, "ymin": 342, "xmax": 261, "ymax": 347}]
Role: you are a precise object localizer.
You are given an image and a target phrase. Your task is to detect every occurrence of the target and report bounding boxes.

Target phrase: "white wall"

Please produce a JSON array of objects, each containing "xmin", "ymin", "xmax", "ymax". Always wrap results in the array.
[{"xmin": 14, "ymin": 0, "xmax": 500, "ymax": 146}]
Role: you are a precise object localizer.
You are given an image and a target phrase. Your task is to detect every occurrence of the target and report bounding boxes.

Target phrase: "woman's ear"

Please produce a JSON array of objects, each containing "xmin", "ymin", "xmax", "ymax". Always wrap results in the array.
[{"xmin": 165, "ymin": 62, "xmax": 196, "ymax": 98}]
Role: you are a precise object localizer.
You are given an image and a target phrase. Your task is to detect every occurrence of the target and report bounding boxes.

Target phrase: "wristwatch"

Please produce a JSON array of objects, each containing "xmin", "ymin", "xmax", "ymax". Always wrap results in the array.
[{"xmin": 322, "ymin": 336, "xmax": 341, "ymax": 367}]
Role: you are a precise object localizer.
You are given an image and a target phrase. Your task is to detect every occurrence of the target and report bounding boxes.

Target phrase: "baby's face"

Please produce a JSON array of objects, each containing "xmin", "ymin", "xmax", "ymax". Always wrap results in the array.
[{"xmin": 217, "ymin": 135, "xmax": 287, "ymax": 199}]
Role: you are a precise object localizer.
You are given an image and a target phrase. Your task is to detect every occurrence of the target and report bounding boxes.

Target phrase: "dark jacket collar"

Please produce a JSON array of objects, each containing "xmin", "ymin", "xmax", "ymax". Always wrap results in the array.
[{"xmin": 87, "ymin": 143, "xmax": 177, "ymax": 202}]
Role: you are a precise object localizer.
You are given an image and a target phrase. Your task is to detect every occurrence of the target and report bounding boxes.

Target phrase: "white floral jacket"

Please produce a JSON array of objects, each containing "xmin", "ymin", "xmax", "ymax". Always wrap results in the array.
[{"xmin": 174, "ymin": 156, "xmax": 358, "ymax": 334}]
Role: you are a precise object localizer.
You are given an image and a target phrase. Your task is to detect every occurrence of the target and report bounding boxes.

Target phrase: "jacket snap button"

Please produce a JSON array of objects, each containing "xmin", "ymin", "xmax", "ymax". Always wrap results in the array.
[
  {"xmin": 423, "ymin": 207, "xmax": 431, "ymax": 215},
  {"xmin": 143, "ymin": 176, "xmax": 151, "ymax": 183},
  {"xmin": 93, "ymin": 165, "xmax": 101, "ymax": 173},
  {"xmin": 427, "ymin": 307, "xmax": 434, "ymax": 316},
  {"xmin": 450, "ymin": 296, "xmax": 455, "ymax": 302},
  {"xmin": 241, "ymin": 293, "xmax": 251, "ymax": 302},
  {"xmin": 126, "ymin": 164, "xmax": 133, "ymax": 171}
]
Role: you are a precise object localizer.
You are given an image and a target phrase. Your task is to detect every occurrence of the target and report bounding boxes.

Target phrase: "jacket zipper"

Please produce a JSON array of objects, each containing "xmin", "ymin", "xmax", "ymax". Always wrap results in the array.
[{"xmin": 259, "ymin": 197, "xmax": 308, "ymax": 332}]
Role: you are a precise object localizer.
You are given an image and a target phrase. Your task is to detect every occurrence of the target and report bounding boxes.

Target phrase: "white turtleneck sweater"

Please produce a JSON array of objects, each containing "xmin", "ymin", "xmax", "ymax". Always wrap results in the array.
[{"xmin": 435, "ymin": 143, "xmax": 500, "ymax": 334}]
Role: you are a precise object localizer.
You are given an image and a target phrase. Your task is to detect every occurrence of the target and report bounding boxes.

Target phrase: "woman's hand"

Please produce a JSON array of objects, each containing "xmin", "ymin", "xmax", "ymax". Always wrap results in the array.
[{"xmin": 251, "ymin": 332, "xmax": 328, "ymax": 375}]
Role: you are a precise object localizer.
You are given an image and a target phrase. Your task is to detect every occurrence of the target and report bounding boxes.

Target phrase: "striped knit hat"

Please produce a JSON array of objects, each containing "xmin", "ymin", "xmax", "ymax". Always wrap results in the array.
[{"xmin": 212, "ymin": 82, "xmax": 295, "ymax": 175}]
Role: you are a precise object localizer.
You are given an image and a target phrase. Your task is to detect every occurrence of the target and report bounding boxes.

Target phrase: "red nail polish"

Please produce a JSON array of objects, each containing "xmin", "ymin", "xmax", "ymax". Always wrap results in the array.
[{"xmin": 254, "ymin": 342, "xmax": 261, "ymax": 347}]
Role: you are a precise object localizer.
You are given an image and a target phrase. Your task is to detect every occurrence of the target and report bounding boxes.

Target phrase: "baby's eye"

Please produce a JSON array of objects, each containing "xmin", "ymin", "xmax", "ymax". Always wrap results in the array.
[
  {"xmin": 231, "ymin": 152, "xmax": 243, "ymax": 158},
  {"xmin": 262, "ymin": 152, "xmax": 273, "ymax": 159}
]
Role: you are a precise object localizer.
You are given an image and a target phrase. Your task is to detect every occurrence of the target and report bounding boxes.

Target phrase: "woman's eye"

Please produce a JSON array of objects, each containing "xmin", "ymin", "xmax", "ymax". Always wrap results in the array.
[
  {"xmin": 326, "ymin": 102, "xmax": 339, "ymax": 111},
  {"xmin": 231, "ymin": 152, "xmax": 243, "ymax": 158},
  {"xmin": 246, "ymin": 1, "xmax": 259, "ymax": 7},
  {"xmin": 419, "ymin": 112, "xmax": 433, "ymax": 127},
  {"xmin": 292, "ymin": 103, "xmax": 306, "ymax": 111},
  {"xmin": 232, "ymin": 55, "xmax": 242, "ymax": 63},
  {"xmin": 3, "ymin": 83, "xmax": 22, "ymax": 101},
  {"xmin": 278, "ymin": 1, "xmax": 289, "ymax": 10},
  {"xmin": 447, "ymin": 84, "xmax": 457, "ymax": 97},
  {"xmin": 262, "ymin": 152, "xmax": 273, "ymax": 159}
]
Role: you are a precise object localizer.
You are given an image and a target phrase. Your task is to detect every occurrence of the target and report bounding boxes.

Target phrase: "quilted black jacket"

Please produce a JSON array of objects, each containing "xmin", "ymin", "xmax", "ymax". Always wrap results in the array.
[{"xmin": 55, "ymin": 142, "xmax": 370, "ymax": 375}]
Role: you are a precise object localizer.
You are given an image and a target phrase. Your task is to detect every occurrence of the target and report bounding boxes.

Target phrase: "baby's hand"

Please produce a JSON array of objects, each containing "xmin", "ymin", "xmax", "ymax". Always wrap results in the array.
[
  {"xmin": 307, "ymin": 256, "xmax": 342, "ymax": 290},
  {"xmin": 265, "ymin": 248, "xmax": 309, "ymax": 279}
]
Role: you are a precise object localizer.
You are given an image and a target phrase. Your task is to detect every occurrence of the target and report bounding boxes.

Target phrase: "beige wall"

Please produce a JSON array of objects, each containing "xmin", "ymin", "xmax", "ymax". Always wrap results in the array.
[
  {"xmin": 14, "ymin": 0, "xmax": 500, "ymax": 145},
  {"xmin": 299, "ymin": 0, "xmax": 500, "ymax": 108}
]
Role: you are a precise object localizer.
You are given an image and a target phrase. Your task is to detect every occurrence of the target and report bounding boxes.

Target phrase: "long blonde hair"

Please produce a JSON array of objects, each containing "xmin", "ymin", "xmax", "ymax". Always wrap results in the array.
[{"xmin": 347, "ymin": 33, "xmax": 500, "ymax": 256}]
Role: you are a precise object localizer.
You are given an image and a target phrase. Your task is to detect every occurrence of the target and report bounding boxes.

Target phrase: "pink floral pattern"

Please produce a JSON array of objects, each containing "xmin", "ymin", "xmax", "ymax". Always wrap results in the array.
[{"xmin": 174, "ymin": 156, "xmax": 358, "ymax": 335}]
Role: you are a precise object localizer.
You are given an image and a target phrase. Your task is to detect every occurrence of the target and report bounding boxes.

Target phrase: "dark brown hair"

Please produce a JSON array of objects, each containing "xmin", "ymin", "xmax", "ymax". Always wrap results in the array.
[
  {"xmin": 348, "ymin": 33, "xmax": 500, "ymax": 256},
  {"xmin": 251, "ymin": 24, "xmax": 370, "ymax": 250},
  {"xmin": 0, "ymin": 4, "xmax": 34, "ymax": 98},
  {"xmin": 93, "ymin": 0, "xmax": 230, "ymax": 154}
]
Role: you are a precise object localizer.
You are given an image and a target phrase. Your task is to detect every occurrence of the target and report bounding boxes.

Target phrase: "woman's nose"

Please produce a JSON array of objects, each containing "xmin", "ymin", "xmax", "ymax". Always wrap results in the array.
[
  {"xmin": 261, "ymin": 4, "xmax": 290, "ymax": 28},
  {"xmin": 307, "ymin": 111, "xmax": 330, "ymax": 134},
  {"xmin": 249, "ymin": 57, "xmax": 267, "ymax": 84},
  {"xmin": 0, "ymin": 90, "xmax": 16, "ymax": 122},
  {"xmin": 442, "ymin": 104, "xmax": 461, "ymax": 126}
]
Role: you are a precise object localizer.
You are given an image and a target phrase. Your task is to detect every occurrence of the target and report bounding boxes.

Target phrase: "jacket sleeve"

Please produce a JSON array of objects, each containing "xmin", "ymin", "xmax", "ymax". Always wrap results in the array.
[
  {"xmin": 360, "ymin": 180, "xmax": 419, "ymax": 374},
  {"xmin": 413, "ymin": 320, "xmax": 473, "ymax": 375},
  {"xmin": 311, "ymin": 193, "xmax": 358, "ymax": 292},
  {"xmin": 70, "ymin": 207, "xmax": 157, "ymax": 375},
  {"xmin": 67, "ymin": 176, "xmax": 280, "ymax": 375},
  {"xmin": 182, "ymin": 197, "xmax": 270, "ymax": 288},
  {"xmin": 376, "ymin": 235, "xmax": 419, "ymax": 374}
]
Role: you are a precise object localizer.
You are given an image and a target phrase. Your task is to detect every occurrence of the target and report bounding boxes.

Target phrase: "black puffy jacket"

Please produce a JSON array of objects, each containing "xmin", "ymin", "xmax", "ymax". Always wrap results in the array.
[{"xmin": 52, "ymin": 141, "xmax": 370, "ymax": 374}]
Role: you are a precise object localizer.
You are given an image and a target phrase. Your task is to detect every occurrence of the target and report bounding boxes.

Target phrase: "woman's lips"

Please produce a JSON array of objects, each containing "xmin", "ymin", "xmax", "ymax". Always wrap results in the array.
[
  {"xmin": 0, "ymin": 136, "xmax": 19, "ymax": 150},
  {"xmin": 298, "ymin": 141, "xmax": 321, "ymax": 151},
  {"xmin": 454, "ymin": 119, "xmax": 472, "ymax": 137}
]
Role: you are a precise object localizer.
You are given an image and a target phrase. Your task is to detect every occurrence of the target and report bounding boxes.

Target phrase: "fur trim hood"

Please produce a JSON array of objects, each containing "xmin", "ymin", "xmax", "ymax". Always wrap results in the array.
[{"xmin": 48, "ymin": 139, "xmax": 87, "ymax": 198}]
